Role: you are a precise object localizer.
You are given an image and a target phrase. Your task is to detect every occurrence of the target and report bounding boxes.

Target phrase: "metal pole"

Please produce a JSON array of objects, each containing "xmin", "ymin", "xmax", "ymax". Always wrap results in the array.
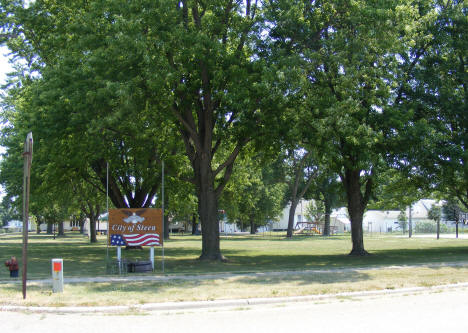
[
  {"xmin": 162, "ymin": 160, "xmax": 165, "ymax": 273},
  {"xmin": 409, "ymin": 203, "xmax": 412, "ymax": 238},
  {"xmin": 22, "ymin": 132, "xmax": 33, "ymax": 299},
  {"xmin": 117, "ymin": 246, "xmax": 121, "ymax": 275}
]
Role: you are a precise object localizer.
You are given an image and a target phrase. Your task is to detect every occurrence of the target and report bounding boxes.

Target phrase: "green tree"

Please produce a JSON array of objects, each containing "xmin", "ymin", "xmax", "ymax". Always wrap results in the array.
[
  {"xmin": 397, "ymin": 210, "xmax": 408, "ymax": 234},
  {"xmin": 266, "ymin": 0, "xmax": 431, "ymax": 255},
  {"xmin": 282, "ymin": 149, "xmax": 319, "ymax": 238},
  {"xmin": 305, "ymin": 172, "xmax": 344, "ymax": 236},
  {"xmin": 221, "ymin": 151, "xmax": 286, "ymax": 234},
  {"xmin": 149, "ymin": 1, "xmax": 282, "ymax": 259},
  {"xmin": 400, "ymin": 1, "xmax": 468, "ymax": 210},
  {"xmin": 0, "ymin": 0, "xmax": 185, "ymax": 210},
  {"xmin": 1, "ymin": 1, "xmax": 199, "ymax": 246},
  {"xmin": 1, "ymin": 0, "xmax": 286, "ymax": 261},
  {"xmin": 442, "ymin": 200, "xmax": 464, "ymax": 239},
  {"xmin": 305, "ymin": 200, "xmax": 324, "ymax": 224},
  {"xmin": 428, "ymin": 205, "xmax": 442, "ymax": 239}
]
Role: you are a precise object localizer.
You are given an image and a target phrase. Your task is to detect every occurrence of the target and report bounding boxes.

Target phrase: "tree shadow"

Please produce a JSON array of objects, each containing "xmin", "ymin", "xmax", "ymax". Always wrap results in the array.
[
  {"xmin": 2, "ymin": 233, "xmax": 468, "ymax": 280},
  {"xmin": 81, "ymin": 269, "xmax": 371, "ymax": 296}
]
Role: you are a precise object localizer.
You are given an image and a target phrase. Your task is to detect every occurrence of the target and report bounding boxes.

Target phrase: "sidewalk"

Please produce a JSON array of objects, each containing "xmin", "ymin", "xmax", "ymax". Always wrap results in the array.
[{"xmin": 2, "ymin": 260, "xmax": 468, "ymax": 285}]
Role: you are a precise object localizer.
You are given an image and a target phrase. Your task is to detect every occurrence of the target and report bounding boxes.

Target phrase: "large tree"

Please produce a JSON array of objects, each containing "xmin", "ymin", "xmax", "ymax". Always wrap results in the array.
[
  {"xmin": 0, "ymin": 0, "xmax": 185, "ymax": 210},
  {"xmin": 221, "ymin": 150, "xmax": 286, "ymax": 234},
  {"xmin": 151, "ymin": 1, "xmax": 281, "ymax": 260},
  {"xmin": 1, "ymin": 1, "xmax": 283, "ymax": 261},
  {"xmin": 400, "ymin": 0, "xmax": 467, "ymax": 209},
  {"xmin": 266, "ymin": 0, "xmax": 431, "ymax": 255}
]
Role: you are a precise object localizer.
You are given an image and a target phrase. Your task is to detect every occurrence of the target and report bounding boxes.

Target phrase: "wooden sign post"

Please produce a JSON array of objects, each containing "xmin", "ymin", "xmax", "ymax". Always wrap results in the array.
[{"xmin": 22, "ymin": 132, "xmax": 33, "ymax": 299}]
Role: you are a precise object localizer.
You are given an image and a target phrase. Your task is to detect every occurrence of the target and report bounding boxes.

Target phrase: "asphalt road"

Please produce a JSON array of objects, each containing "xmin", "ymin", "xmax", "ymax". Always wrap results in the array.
[{"xmin": 2, "ymin": 287, "xmax": 468, "ymax": 333}]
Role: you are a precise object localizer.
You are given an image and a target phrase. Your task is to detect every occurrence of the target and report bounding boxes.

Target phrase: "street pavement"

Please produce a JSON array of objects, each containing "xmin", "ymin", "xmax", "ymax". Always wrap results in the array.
[{"xmin": 2, "ymin": 286, "xmax": 468, "ymax": 333}]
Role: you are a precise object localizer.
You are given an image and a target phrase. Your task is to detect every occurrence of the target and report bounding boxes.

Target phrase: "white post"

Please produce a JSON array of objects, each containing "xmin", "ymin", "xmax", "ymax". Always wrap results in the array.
[
  {"xmin": 51, "ymin": 258, "xmax": 64, "ymax": 293},
  {"xmin": 117, "ymin": 246, "xmax": 122, "ymax": 274},
  {"xmin": 150, "ymin": 247, "xmax": 154, "ymax": 270}
]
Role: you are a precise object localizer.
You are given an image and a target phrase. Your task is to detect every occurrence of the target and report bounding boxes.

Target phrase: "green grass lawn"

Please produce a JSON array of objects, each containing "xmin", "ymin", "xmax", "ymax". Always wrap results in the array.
[
  {"xmin": 1, "ymin": 231, "xmax": 468, "ymax": 279},
  {"xmin": 2, "ymin": 231, "xmax": 468, "ymax": 307}
]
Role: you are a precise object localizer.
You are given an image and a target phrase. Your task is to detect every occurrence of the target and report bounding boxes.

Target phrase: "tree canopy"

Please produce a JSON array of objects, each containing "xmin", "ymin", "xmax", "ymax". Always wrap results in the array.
[{"xmin": 0, "ymin": 0, "xmax": 466, "ymax": 259}]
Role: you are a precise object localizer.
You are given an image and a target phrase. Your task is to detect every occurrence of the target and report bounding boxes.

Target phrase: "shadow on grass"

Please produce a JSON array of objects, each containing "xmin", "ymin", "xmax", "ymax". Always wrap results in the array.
[
  {"xmin": 78, "ymin": 269, "xmax": 372, "ymax": 295},
  {"xmin": 2, "ymin": 232, "xmax": 468, "ymax": 280},
  {"xmin": 233, "ymin": 270, "xmax": 371, "ymax": 286}
]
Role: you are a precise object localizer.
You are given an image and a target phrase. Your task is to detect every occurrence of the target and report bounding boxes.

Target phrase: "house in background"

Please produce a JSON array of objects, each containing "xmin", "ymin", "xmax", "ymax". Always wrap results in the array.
[
  {"xmin": 272, "ymin": 200, "xmax": 350, "ymax": 234},
  {"xmin": 364, "ymin": 210, "xmax": 401, "ymax": 233},
  {"xmin": 273, "ymin": 199, "xmax": 445, "ymax": 234},
  {"xmin": 3, "ymin": 220, "xmax": 34, "ymax": 232},
  {"xmin": 363, "ymin": 199, "xmax": 445, "ymax": 233}
]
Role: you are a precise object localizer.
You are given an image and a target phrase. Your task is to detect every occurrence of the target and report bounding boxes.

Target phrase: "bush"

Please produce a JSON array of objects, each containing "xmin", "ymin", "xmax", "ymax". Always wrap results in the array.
[{"xmin": 414, "ymin": 221, "xmax": 448, "ymax": 233}]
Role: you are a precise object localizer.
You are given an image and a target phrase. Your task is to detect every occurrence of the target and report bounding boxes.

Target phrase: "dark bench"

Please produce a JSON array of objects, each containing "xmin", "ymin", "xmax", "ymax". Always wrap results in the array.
[{"xmin": 126, "ymin": 260, "xmax": 153, "ymax": 273}]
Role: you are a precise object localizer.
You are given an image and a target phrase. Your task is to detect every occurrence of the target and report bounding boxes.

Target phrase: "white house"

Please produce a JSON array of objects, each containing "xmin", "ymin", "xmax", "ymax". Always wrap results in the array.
[
  {"xmin": 272, "ymin": 199, "xmax": 444, "ymax": 234},
  {"xmin": 3, "ymin": 220, "xmax": 34, "ymax": 232},
  {"xmin": 364, "ymin": 210, "xmax": 401, "ymax": 233},
  {"xmin": 363, "ymin": 199, "xmax": 444, "ymax": 233}
]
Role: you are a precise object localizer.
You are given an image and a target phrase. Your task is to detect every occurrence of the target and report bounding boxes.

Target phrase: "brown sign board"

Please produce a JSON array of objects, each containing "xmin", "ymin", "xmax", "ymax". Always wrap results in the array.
[{"xmin": 108, "ymin": 208, "xmax": 163, "ymax": 247}]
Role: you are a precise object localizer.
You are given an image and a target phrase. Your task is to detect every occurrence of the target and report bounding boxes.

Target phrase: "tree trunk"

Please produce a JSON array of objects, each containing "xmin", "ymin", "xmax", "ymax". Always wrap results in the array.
[
  {"xmin": 250, "ymin": 217, "xmax": 256, "ymax": 235},
  {"xmin": 89, "ymin": 216, "xmax": 97, "ymax": 243},
  {"xmin": 322, "ymin": 199, "xmax": 331, "ymax": 237},
  {"xmin": 80, "ymin": 219, "xmax": 85, "ymax": 234},
  {"xmin": 46, "ymin": 222, "xmax": 53, "ymax": 234},
  {"xmin": 36, "ymin": 222, "xmax": 41, "ymax": 234},
  {"xmin": 436, "ymin": 220, "xmax": 440, "ymax": 239},
  {"xmin": 57, "ymin": 221, "xmax": 64, "ymax": 236},
  {"xmin": 195, "ymin": 156, "xmax": 223, "ymax": 261},
  {"xmin": 286, "ymin": 200, "xmax": 299, "ymax": 238},
  {"xmin": 342, "ymin": 169, "xmax": 369, "ymax": 256},
  {"xmin": 191, "ymin": 213, "xmax": 198, "ymax": 235}
]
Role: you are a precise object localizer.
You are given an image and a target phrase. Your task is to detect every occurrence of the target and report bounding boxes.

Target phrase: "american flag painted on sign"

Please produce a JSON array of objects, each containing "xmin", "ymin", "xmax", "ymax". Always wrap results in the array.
[
  {"xmin": 124, "ymin": 234, "xmax": 160, "ymax": 246},
  {"xmin": 110, "ymin": 234, "xmax": 160, "ymax": 246}
]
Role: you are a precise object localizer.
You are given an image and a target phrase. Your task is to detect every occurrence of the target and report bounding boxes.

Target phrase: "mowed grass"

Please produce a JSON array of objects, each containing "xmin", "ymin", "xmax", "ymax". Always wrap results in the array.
[
  {"xmin": 1, "ymin": 232, "xmax": 468, "ymax": 278},
  {"xmin": 1, "ymin": 232, "xmax": 468, "ymax": 307}
]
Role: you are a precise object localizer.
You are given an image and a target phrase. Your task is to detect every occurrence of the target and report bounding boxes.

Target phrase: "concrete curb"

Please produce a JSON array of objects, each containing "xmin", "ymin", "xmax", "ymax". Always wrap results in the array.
[{"xmin": 2, "ymin": 282, "xmax": 468, "ymax": 314}]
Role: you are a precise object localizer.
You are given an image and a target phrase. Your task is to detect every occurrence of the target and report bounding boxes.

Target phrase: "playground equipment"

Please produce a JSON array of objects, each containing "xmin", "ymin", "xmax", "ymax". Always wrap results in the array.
[{"xmin": 294, "ymin": 222, "xmax": 321, "ymax": 235}]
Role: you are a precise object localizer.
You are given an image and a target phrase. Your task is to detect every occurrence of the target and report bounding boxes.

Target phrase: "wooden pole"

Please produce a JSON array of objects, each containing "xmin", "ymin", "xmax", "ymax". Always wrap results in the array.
[
  {"xmin": 22, "ymin": 132, "xmax": 33, "ymax": 299},
  {"xmin": 162, "ymin": 160, "xmax": 165, "ymax": 273}
]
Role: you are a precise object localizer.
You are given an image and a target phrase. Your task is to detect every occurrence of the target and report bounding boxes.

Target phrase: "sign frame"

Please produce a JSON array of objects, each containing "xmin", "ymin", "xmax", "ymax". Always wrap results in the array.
[{"xmin": 108, "ymin": 208, "xmax": 163, "ymax": 247}]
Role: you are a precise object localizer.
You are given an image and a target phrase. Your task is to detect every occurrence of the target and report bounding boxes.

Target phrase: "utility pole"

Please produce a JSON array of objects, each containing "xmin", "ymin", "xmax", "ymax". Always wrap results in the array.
[{"xmin": 22, "ymin": 132, "xmax": 33, "ymax": 299}]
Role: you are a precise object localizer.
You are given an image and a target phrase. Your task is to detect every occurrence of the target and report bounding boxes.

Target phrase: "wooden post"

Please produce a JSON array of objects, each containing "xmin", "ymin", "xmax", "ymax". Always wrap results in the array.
[
  {"xmin": 22, "ymin": 132, "xmax": 33, "ymax": 299},
  {"xmin": 162, "ymin": 160, "xmax": 165, "ymax": 273}
]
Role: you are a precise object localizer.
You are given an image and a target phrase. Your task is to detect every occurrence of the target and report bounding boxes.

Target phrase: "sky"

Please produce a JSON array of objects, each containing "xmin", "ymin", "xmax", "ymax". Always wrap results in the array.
[
  {"xmin": 0, "ymin": 45, "xmax": 12, "ymax": 198},
  {"xmin": 0, "ymin": 45, "xmax": 12, "ymax": 86}
]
